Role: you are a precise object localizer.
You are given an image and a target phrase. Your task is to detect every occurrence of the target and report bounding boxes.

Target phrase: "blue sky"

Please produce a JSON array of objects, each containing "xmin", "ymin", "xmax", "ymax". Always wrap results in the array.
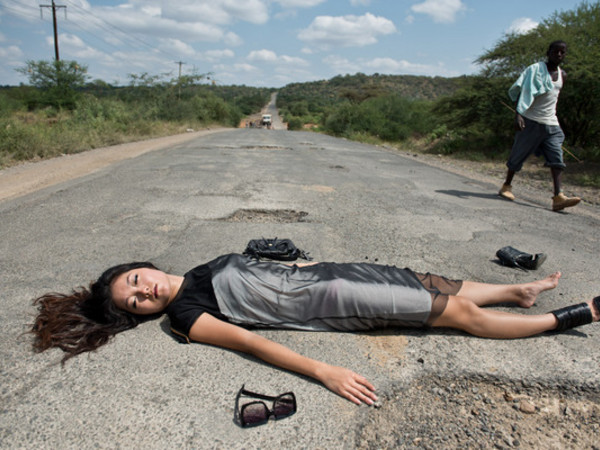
[{"xmin": 0, "ymin": 0, "xmax": 586, "ymax": 87}]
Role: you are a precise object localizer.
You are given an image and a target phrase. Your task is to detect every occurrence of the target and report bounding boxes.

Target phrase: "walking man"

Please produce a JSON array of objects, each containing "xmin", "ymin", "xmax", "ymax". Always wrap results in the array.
[{"xmin": 499, "ymin": 40, "xmax": 580, "ymax": 211}]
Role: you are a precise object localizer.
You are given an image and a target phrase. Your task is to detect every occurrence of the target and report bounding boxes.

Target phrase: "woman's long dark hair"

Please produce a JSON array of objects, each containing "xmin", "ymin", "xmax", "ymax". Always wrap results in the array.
[{"xmin": 30, "ymin": 262, "xmax": 161, "ymax": 363}]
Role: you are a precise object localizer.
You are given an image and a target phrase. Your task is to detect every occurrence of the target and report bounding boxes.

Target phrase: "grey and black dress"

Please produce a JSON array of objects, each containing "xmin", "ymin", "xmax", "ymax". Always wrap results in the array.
[{"xmin": 165, "ymin": 253, "xmax": 462, "ymax": 342}]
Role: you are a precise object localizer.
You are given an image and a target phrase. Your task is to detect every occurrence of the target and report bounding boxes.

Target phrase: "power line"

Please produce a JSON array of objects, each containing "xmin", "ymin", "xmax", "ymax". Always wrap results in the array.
[
  {"xmin": 0, "ymin": 2, "xmax": 40, "ymax": 21},
  {"xmin": 3, "ymin": 1, "xmax": 201, "ymax": 82},
  {"xmin": 62, "ymin": 0, "xmax": 178, "ymax": 60}
]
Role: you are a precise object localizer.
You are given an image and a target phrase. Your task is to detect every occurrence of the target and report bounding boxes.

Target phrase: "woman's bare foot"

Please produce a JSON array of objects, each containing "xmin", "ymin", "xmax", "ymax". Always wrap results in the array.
[{"xmin": 517, "ymin": 272, "xmax": 562, "ymax": 308}]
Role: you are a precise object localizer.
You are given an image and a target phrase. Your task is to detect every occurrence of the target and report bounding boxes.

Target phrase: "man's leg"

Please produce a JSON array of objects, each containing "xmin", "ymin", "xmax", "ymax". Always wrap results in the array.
[
  {"xmin": 550, "ymin": 166, "xmax": 580, "ymax": 211},
  {"xmin": 504, "ymin": 170, "xmax": 515, "ymax": 186},
  {"xmin": 551, "ymin": 167, "xmax": 563, "ymax": 196},
  {"xmin": 543, "ymin": 126, "xmax": 580, "ymax": 211},
  {"xmin": 499, "ymin": 169, "xmax": 516, "ymax": 200},
  {"xmin": 550, "ymin": 165, "xmax": 580, "ymax": 211},
  {"xmin": 500, "ymin": 119, "xmax": 540, "ymax": 200}
]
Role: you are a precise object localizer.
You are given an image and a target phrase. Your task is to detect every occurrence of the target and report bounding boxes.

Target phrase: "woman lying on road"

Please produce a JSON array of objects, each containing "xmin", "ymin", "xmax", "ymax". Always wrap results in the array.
[{"xmin": 31, "ymin": 253, "xmax": 600, "ymax": 405}]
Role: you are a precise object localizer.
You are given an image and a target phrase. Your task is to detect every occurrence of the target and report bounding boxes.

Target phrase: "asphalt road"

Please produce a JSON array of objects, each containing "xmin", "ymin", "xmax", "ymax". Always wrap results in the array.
[
  {"xmin": 1, "ymin": 129, "xmax": 598, "ymax": 448},
  {"xmin": 264, "ymin": 93, "xmax": 286, "ymax": 130}
]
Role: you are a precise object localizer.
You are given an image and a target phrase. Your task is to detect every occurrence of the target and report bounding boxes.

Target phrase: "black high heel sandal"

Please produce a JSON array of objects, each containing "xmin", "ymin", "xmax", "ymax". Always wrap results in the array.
[
  {"xmin": 593, "ymin": 296, "xmax": 600, "ymax": 318},
  {"xmin": 496, "ymin": 246, "xmax": 547, "ymax": 271},
  {"xmin": 551, "ymin": 302, "xmax": 594, "ymax": 331}
]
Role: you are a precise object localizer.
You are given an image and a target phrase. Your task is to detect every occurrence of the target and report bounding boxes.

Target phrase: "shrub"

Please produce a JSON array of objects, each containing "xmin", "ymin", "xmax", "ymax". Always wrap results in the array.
[{"xmin": 287, "ymin": 117, "xmax": 303, "ymax": 130}]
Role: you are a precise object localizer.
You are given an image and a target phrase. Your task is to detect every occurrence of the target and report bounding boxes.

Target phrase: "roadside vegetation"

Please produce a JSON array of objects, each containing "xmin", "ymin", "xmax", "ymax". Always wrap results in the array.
[
  {"xmin": 1, "ymin": 2, "xmax": 597, "ymax": 189},
  {"xmin": 0, "ymin": 63, "xmax": 272, "ymax": 168},
  {"xmin": 278, "ymin": 2, "xmax": 599, "ymax": 189}
]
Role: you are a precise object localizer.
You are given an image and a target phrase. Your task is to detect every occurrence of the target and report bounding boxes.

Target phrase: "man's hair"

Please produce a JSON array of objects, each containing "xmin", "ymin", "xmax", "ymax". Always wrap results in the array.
[{"xmin": 548, "ymin": 40, "xmax": 567, "ymax": 52}]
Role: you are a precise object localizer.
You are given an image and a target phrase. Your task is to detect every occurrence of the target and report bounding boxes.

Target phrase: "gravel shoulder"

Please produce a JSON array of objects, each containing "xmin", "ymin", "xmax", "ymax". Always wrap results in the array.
[
  {"xmin": 385, "ymin": 145, "xmax": 600, "ymax": 219},
  {"xmin": 0, "ymin": 128, "xmax": 226, "ymax": 203},
  {"xmin": 358, "ymin": 375, "xmax": 600, "ymax": 449}
]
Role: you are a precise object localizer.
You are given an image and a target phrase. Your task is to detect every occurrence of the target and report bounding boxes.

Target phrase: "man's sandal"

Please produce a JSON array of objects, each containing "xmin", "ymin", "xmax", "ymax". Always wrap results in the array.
[{"xmin": 551, "ymin": 296, "xmax": 600, "ymax": 331}]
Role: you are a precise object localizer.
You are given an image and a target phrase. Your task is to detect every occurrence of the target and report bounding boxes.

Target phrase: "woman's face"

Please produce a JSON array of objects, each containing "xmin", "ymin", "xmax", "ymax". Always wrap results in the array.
[{"xmin": 111, "ymin": 267, "xmax": 174, "ymax": 315}]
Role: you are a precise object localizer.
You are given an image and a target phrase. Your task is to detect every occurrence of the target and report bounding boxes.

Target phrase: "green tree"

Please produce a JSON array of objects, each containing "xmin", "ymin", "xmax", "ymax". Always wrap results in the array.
[
  {"xmin": 322, "ymin": 95, "xmax": 434, "ymax": 141},
  {"xmin": 17, "ymin": 60, "xmax": 88, "ymax": 109},
  {"xmin": 433, "ymin": 76, "xmax": 513, "ymax": 140}
]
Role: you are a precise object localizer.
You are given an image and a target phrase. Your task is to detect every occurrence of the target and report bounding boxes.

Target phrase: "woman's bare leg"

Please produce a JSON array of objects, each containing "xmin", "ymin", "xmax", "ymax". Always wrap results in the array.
[
  {"xmin": 431, "ymin": 295, "xmax": 599, "ymax": 339},
  {"xmin": 456, "ymin": 272, "xmax": 561, "ymax": 308}
]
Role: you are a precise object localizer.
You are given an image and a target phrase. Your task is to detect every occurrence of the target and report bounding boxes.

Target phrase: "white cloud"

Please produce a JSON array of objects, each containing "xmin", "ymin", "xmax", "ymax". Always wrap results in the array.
[
  {"xmin": 109, "ymin": 49, "xmax": 166, "ymax": 71},
  {"xmin": 224, "ymin": 32, "xmax": 243, "ymax": 46},
  {"xmin": 274, "ymin": 10, "xmax": 297, "ymax": 20},
  {"xmin": 298, "ymin": 13, "xmax": 396, "ymax": 50},
  {"xmin": 280, "ymin": 55, "xmax": 309, "ymax": 66},
  {"xmin": 60, "ymin": 1, "xmax": 260, "ymax": 46},
  {"xmin": 507, "ymin": 17, "xmax": 538, "ymax": 35},
  {"xmin": 81, "ymin": 7, "xmax": 224, "ymax": 43},
  {"xmin": 322, "ymin": 55, "xmax": 356, "ymax": 74},
  {"xmin": 160, "ymin": 39, "xmax": 196, "ymax": 57},
  {"xmin": 248, "ymin": 49, "xmax": 278, "ymax": 62},
  {"xmin": 156, "ymin": 0, "xmax": 269, "ymax": 25},
  {"xmin": 140, "ymin": 5, "xmax": 161, "ymax": 17},
  {"xmin": 0, "ymin": 45, "xmax": 23, "ymax": 59},
  {"xmin": 321, "ymin": 54, "xmax": 459, "ymax": 78},
  {"xmin": 364, "ymin": 57, "xmax": 454, "ymax": 76},
  {"xmin": 275, "ymin": 0, "xmax": 326, "ymax": 7},
  {"xmin": 51, "ymin": 33, "xmax": 108, "ymax": 60},
  {"xmin": 410, "ymin": 0, "xmax": 466, "ymax": 23},
  {"xmin": 247, "ymin": 49, "xmax": 309, "ymax": 66},
  {"xmin": 233, "ymin": 63, "xmax": 259, "ymax": 72},
  {"xmin": 273, "ymin": 66, "xmax": 315, "ymax": 85},
  {"xmin": 203, "ymin": 49, "xmax": 235, "ymax": 62}
]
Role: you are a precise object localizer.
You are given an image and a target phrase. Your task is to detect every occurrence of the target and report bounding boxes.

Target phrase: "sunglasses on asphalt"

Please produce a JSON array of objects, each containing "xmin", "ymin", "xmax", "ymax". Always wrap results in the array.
[{"xmin": 237, "ymin": 385, "xmax": 297, "ymax": 427}]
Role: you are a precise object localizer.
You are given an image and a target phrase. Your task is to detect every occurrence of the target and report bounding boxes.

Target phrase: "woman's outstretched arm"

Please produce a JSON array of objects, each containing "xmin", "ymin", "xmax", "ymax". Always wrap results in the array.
[{"xmin": 188, "ymin": 313, "xmax": 377, "ymax": 405}]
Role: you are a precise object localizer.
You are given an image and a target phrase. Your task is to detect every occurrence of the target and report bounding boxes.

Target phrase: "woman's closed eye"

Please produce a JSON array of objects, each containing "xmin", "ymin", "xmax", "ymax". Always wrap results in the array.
[{"xmin": 129, "ymin": 274, "xmax": 139, "ymax": 309}]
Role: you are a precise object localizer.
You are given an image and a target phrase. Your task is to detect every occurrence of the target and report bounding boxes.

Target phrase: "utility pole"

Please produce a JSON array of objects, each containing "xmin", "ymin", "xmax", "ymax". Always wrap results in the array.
[
  {"xmin": 175, "ymin": 61, "xmax": 186, "ymax": 79},
  {"xmin": 40, "ymin": 0, "xmax": 66, "ymax": 61},
  {"xmin": 175, "ymin": 61, "xmax": 186, "ymax": 99}
]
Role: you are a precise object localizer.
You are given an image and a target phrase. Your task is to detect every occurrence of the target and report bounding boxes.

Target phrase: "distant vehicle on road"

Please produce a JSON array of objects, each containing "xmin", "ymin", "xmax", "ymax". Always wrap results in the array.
[{"xmin": 261, "ymin": 114, "xmax": 272, "ymax": 128}]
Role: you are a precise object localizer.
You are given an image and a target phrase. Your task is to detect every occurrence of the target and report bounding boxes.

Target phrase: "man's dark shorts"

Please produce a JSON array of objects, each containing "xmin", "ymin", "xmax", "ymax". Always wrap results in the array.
[{"xmin": 507, "ymin": 116, "xmax": 566, "ymax": 172}]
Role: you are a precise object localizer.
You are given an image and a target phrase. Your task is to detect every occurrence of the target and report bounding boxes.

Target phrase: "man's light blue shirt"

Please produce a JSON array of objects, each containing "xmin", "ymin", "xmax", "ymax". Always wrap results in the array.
[{"xmin": 508, "ymin": 62, "xmax": 556, "ymax": 115}]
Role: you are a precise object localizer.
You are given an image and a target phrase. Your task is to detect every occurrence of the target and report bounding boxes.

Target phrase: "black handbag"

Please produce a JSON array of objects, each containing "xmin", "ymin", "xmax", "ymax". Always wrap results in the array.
[{"xmin": 243, "ymin": 238, "xmax": 311, "ymax": 261}]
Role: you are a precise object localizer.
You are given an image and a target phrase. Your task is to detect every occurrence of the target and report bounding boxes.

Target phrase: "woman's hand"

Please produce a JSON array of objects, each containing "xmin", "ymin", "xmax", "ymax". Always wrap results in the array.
[
  {"xmin": 317, "ymin": 364, "xmax": 377, "ymax": 406},
  {"xmin": 189, "ymin": 314, "xmax": 378, "ymax": 406}
]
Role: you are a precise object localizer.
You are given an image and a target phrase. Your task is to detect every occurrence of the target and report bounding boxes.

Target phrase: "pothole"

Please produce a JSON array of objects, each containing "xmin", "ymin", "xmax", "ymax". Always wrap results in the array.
[
  {"xmin": 218, "ymin": 208, "xmax": 309, "ymax": 223},
  {"xmin": 356, "ymin": 375, "xmax": 600, "ymax": 449},
  {"xmin": 240, "ymin": 145, "xmax": 291, "ymax": 151},
  {"xmin": 329, "ymin": 165, "xmax": 348, "ymax": 171}
]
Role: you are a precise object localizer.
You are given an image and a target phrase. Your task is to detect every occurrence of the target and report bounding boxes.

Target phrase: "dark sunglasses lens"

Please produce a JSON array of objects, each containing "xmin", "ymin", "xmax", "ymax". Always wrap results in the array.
[
  {"xmin": 273, "ymin": 394, "xmax": 296, "ymax": 418},
  {"xmin": 242, "ymin": 402, "xmax": 269, "ymax": 426}
]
